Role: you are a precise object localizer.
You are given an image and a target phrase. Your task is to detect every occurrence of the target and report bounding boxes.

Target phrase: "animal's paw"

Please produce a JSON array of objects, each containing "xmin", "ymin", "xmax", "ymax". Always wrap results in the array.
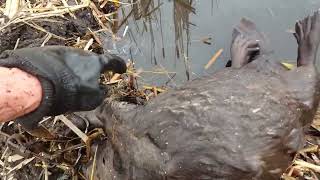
[
  {"xmin": 230, "ymin": 32, "xmax": 260, "ymax": 68},
  {"xmin": 295, "ymin": 10, "xmax": 320, "ymax": 66}
]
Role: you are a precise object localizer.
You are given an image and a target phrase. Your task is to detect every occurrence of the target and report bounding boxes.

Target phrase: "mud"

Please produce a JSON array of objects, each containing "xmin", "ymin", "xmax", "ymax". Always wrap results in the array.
[{"xmin": 0, "ymin": 8, "xmax": 100, "ymax": 54}]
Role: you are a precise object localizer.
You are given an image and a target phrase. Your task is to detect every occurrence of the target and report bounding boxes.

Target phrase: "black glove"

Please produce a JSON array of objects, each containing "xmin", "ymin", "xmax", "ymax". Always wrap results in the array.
[{"xmin": 0, "ymin": 46, "xmax": 127, "ymax": 137}]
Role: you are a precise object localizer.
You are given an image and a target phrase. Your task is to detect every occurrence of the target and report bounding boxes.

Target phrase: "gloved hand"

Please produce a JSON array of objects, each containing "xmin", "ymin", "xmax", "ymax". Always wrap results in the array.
[{"xmin": 0, "ymin": 46, "xmax": 127, "ymax": 138}]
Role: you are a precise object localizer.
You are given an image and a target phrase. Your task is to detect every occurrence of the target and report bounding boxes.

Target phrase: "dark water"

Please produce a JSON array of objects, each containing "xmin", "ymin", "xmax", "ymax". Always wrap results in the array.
[{"xmin": 103, "ymin": 0, "xmax": 320, "ymax": 86}]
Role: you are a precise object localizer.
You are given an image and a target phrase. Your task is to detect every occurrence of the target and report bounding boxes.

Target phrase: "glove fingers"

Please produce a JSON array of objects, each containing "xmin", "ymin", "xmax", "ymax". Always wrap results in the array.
[
  {"xmin": 75, "ymin": 88, "xmax": 106, "ymax": 111},
  {"xmin": 99, "ymin": 54, "xmax": 127, "ymax": 74}
]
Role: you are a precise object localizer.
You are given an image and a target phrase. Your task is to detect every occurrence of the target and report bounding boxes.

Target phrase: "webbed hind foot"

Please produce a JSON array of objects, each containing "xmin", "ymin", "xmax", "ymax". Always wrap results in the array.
[
  {"xmin": 295, "ymin": 10, "xmax": 320, "ymax": 66},
  {"xmin": 229, "ymin": 18, "xmax": 267, "ymax": 68},
  {"xmin": 230, "ymin": 33, "xmax": 260, "ymax": 68}
]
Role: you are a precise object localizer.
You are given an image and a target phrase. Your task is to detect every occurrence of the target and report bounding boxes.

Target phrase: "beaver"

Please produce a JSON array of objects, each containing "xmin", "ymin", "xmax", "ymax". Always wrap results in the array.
[{"xmin": 86, "ymin": 10, "xmax": 320, "ymax": 180}]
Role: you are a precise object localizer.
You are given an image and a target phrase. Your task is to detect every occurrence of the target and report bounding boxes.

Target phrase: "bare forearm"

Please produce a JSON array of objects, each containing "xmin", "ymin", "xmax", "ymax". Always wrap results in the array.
[{"xmin": 0, "ymin": 67, "xmax": 42, "ymax": 122}]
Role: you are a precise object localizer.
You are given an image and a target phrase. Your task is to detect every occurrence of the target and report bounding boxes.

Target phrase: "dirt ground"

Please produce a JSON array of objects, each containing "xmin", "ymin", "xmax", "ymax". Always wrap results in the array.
[{"xmin": 0, "ymin": 9, "xmax": 102, "ymax": 54}]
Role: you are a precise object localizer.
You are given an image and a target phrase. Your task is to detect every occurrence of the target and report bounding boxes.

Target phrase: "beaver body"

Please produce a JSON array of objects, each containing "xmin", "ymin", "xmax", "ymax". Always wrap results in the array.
[{"xmin": 88, "ymin": 11, "xmax": 320, "ymax": 180}]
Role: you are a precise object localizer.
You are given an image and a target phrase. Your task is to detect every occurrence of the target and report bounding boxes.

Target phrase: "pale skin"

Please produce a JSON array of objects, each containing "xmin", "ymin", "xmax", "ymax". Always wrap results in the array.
[{"xmin": 0, "ymin": 67, "xmax": 42, "ymax": 122}]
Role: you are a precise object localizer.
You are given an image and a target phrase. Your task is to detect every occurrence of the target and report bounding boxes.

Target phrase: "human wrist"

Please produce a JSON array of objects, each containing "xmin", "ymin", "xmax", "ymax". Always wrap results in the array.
[{"xmin": 0, "ymin": 67, "xmax": 42, "ymax": 122}]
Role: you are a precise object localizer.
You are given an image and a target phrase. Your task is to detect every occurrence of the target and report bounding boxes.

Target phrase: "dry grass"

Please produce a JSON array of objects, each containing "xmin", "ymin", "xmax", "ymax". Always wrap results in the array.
[{"xmin": 282, "ymin": 112, "xmax": 320, "ymax": 180}]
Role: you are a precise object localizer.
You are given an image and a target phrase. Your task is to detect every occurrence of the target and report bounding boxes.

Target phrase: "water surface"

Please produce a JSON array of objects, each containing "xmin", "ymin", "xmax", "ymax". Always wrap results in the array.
[{"xmin": 104, "ymin": 0, "xmax": 320, "ymax": 86}]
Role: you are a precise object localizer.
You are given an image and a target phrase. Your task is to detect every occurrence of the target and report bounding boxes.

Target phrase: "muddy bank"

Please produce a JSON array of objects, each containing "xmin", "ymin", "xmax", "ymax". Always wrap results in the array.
[{"xmin": 0, "ymin": 8, "xmax": 101, "ymax": 54}]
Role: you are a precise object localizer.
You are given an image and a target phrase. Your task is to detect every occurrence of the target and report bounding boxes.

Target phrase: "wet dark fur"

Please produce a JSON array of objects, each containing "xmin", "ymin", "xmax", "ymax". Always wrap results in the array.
[{"xmin": 86, "ymin": 12, "xmax": 320, "ymax": 180}]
